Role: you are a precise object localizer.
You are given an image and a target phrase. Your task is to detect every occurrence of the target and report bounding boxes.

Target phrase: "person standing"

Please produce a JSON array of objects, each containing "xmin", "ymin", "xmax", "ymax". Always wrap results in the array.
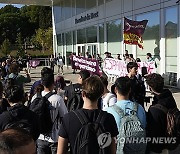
[
  {"xmin": 97, "ymin": 54, "xmax": 103, "ymax": 67},
  {"xmin": 0, "ymin": 85, "xmax": 40, "ymax": 141},
  {"xmin": 147, "ymin": 53, "xmax": 157, "ymax": 68},
  {"xmin": 56, "ymin": 53, "xmax": 64, "ymax": 75},
  {"xmin": 50, "ymin": 55, "xmax": 55, "ymax": 73},
  {"xmin": 57, "ymin": 76, "xmax": 118, "ymax": 154},
  {"xmin": 106, "ymin": 77, "xmax": 146, "ymax": 154},
  {"xmin": 145, "ymin": 73, "xmax": 178, "ymax": 154},
  {"xmin": 26, "ymin": 54, "xmax": 32, "ymax": 74},
  {"xmin": 64, "ymin": 69, "xmax": 90, "ymax": 104},
  {"xmin": 31, "ymin": 67, "xmax": 68, "ymax": 153},
  {"xmin": 127, "ymin": 62, "xmax": 146, "ymax": 108}
]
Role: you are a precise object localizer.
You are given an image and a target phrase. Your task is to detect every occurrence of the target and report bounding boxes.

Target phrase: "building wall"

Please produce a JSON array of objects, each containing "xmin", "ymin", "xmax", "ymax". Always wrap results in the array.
[{"xmin": 53, "ymin": 0, "xmax": 180, "ymax": 87}]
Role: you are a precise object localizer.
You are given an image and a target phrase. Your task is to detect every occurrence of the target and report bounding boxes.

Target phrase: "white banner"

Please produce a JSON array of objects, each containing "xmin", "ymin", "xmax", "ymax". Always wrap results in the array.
[{"xmin": 103, "ymin": 58, "xmax": 156, "ymax": 77}]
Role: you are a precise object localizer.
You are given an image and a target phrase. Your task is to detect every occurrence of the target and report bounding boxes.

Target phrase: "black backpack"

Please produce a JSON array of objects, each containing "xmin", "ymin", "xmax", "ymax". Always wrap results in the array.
[
  {"xmin": 73, "ymin": 110, "xmax": 111, "ymax": 154},
  {"xmin": 28, "ymin": 92, "xmax": 55, "ymax": 135},
  {"xmin": 67, "ymin": 84, "xmax": 83, "ymax": 112},
  {"xmin": 152, "ymin": 104, "xmax": 180, "ymax": 149}
]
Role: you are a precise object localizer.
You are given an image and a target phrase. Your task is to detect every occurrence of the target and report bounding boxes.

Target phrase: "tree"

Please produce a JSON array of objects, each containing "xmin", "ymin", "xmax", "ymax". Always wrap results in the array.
[
  {"xmin": 35, "ymin": 28, "xmax": 53, "ymax": 52},
  {"xmin": 0, "ymin": 5, "xmax": 52, "ymax": 52},
  {"xmin": 1, "ymin": 39, "xmax": 11, "ymax": 56},
  {"xmin": 16, "ymin": 33, "xmax": 25, "ymax": 57},
  {"xmin": 0, "ymin": 5, "xmax": 19, "ymax": 14}
]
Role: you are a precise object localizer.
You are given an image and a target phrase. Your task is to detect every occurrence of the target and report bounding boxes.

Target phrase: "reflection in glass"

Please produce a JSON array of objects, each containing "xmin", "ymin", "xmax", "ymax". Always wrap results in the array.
[
  {"xmin": 76, "ymin": 0, "xmax": 86, "ymax": 15},
  {"xmin": 72, "ymin": 0, "xmax": 76, "ymax": 16},
  {"xmin": 99, "ymin": 23, "xmax": 104, "ymax": 56},
  {"xmin": 106, "ymin": 0, "xmax": 112, "ymax": 3},
  {"xmin": 136, "ymin": 11, "xmax": 160, "ymax": 72},
  {"xmin": 165, "ymin": 7, "xmax": 177, "ymax": 86},
  {"xmin": 98, "ymin": 0, "xmax": 104, "ymax": 6},
  {"xmin": 77, "ymin": 28, "xmax": 86, "ymax": 44},
  {"xmin": 57, "ymin": 34, "xmax": 63, "ymax": 56},
  {"xmin": 53, "ymin": 6, "xmax": 62, "ymax": 23},
  {"xmin": 64, "ymin": 0, "xmax": 72, "ymax": 19},
  {"xmin": 86, "ymin": 0, "xmax": 96, "ymax": 9},
  {"xmin": 86, "ymin": 26, "xmax": 97, "ymax": 43},
  {"xmin": 107, "ymin": 19, "xmax": 122, "ymax": 56},
  {"xmin": 66, "ymin": 32, "xmax": 72, "ymax": 65}
]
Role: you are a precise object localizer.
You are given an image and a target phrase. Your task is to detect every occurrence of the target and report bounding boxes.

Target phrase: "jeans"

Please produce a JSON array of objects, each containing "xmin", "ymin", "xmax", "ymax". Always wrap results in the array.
[{"xmin": 37, "ymin": 139, "xmax": 57, "ymax": 154}]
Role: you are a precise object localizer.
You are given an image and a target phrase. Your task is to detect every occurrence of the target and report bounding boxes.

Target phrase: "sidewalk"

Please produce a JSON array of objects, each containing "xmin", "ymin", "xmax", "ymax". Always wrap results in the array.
[{"xmin": 23, "ymin": 65, "xmax": 180, "ymax": 110}]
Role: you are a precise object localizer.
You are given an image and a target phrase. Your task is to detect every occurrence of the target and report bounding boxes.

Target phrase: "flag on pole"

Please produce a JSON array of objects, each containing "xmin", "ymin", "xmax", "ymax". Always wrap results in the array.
[{"xmin": 124, "ymin": 17, "xmax": 148, "ymax": 49}]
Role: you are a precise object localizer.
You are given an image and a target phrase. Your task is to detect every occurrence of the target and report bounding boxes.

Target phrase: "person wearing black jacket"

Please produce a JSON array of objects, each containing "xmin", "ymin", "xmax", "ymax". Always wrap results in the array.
[
  {"xmin": 145, "ymin": 73, "xmax": 177, "ymax": 153},
  {"xmin": 127, "ymin": 62, "xmax": 146, "ymax": 108},
  {"xmin": 0, "ymin": 85, "xmax": 40, "ymax": 141}
]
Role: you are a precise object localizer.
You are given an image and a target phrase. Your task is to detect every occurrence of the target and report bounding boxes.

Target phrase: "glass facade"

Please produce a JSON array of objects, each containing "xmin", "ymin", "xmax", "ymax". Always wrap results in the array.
[
  {"xmin": 55, "ymin": 1, "xmax": 180, "ymax": 87},
  {"xmin": 107, "ymin": 19, "xmax": 122, "ymax": 56}
]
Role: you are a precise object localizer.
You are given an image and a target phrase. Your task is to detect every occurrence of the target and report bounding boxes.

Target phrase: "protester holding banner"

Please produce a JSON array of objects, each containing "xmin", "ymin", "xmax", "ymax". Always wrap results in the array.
[
  {"xmin": 97, "ymin": 54, "xmax": 103, "ymax": 67},
  {"xmin": 124, "ymin": 17, "xmax": 148, "ymax": 49},
  {"xmin": 147, "ymin": 53, "xmax": 157, "ymax": 68},
  {"xmin": 70, "ymin": 52, "xmax": 76, "ymax": 74}
]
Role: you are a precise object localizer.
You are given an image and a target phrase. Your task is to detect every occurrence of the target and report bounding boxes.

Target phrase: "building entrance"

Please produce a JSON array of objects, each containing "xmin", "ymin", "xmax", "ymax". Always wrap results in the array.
[{"xmin": 76, "ymin": 43, "xmax": 99, "ymax": 58}]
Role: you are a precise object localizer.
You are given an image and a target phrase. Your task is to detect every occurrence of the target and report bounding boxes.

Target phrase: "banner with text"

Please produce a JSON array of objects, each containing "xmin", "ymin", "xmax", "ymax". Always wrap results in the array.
[
  {"xmin": 103, "ymin": 58, "xmax": 156, "ymax": 77},
  {"xmin": 72, "ymin": 56, "xmax": 101, "ymax": 75},
  {"xmin": 124, "ymin": 17, "xmax": 148, "ymax": 49}
]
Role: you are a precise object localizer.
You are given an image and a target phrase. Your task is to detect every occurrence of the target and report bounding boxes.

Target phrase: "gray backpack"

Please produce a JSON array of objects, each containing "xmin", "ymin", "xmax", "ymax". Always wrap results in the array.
[{"xmin": 112, "ymin": 103, "xmax": 146, "ymax": 154}]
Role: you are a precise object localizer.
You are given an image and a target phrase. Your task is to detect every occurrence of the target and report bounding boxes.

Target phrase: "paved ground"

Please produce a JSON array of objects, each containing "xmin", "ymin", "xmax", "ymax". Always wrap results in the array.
[
  {"xmin": 23, "ymin": 65, "xmax": 180, "ymax": 110},
  {"xmin": 23, "ymin": 65, "xmax": 180, "ymax": 154}
]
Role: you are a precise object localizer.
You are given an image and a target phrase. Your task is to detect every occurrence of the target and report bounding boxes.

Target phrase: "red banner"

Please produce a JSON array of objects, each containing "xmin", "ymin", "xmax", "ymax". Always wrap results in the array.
[
  {"xmin": 124, "ymin": 17, "xmax": 148, "ymax": 49},
  {"xmin": 72, "ymin": 56, "xmax": 101, "ymax": 75}
]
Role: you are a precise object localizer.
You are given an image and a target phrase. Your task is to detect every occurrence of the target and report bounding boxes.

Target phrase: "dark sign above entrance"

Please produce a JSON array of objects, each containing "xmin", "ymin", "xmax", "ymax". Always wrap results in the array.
[{"xmin": 75, "ymin": 12, "xmax": 99, "ymax": 24}]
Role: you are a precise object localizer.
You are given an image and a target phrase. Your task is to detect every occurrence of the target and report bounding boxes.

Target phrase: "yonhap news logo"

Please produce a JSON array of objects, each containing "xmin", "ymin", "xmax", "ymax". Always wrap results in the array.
[
  {"xmin": 117, "ymin": 137, "xmax": 177, "ymax": 144},
  {"xmin": 98, "ymin": 132, "xmax": 112, "ymax": 148}
]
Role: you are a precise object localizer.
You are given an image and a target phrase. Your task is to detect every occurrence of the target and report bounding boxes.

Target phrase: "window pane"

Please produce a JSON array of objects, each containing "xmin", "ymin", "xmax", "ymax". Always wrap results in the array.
[
  {"xmin": 77, "ymin": 28, "xmax": 86, "ymax": 44},
  {"xmin": 66, "ymin": 32, "xmax": 72, "ymax": 65},
  {"xmin": 98, "ymin": 0, "xmax": 104, "ymax": 6},
  {"xmin": 106, "ymin": 0, "xmax": 112, "ymax": 3},
  {"xmin": 136, "ymin": 11, "xmax": 160, "ymax": 72},
  {"xmin": 107, "ymin": 19, "xmax": 122, "ymax": 57},
  {"xmin": 53, "ymin": 6, "xmax": 62, "ymax": 23},
  {"xmin": 76, "ymin": 0, "xmax": 86, "ymax": 15},
  {"xmin": 86, "ymin": 0, "xmax": 96, "ymax": 9},
  {"xmin": 99, "ymin": 23, "xmax": 104, "ymax": 56},
  {"xmin": 64, "ymin": 0, "xmax": 71, "ymax": 19},
  {"xmin": 86, "ymin": 26, "xmax": 97, "ymax": 43},
  {"xmin": 165, "ymin": 7, "xmax": 177, "ymax": 86},
  {"xmin": 72, "ymin": 0, "xmax": 76, "ymax": 16}
]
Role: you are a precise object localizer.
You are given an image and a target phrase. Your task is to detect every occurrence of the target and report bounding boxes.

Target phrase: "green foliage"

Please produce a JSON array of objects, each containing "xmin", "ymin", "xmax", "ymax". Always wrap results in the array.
[
  {"xmin": 0, "ymin": 4, "xmax": 52, "ymax": 55},
  {"xmin": 35, "ymin": 28, "xmax": 53, "ymax": 52},
  {"xmin": 1, "ymin": 39, "xmax": 11, "ymax": 56},
  {"xmin": 16, "ymin": 33, "xmax": 25, "ymax": 57},
  {"xmin": 0, "ymin": 5, "xmax": 19, "ymax": 14}
]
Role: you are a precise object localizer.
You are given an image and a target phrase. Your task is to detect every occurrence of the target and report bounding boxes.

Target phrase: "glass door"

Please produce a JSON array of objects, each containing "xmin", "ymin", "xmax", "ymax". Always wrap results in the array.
[
  {"xmin": 77, "ymin": 44, "xmax": 86, "ymax": 57},
  {"xmin": 86, "ymin": 43, "xmax": 98, "ymax": 58}
]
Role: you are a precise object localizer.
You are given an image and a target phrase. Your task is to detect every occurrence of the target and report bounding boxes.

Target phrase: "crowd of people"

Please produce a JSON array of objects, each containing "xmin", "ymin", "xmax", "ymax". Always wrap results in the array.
[{"xmin": 0, "ymin": 51, "xmax": 178, "ymax": 154}]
